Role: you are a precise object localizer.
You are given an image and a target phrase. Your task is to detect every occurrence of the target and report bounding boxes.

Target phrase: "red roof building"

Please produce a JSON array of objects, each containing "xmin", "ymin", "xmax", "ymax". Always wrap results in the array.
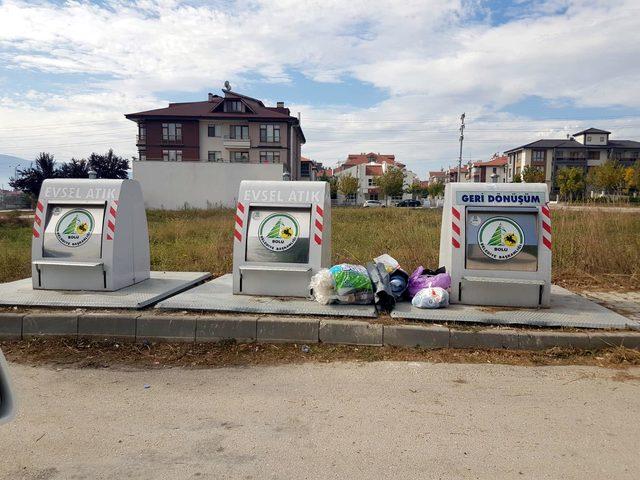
[
  {"xmin": 125, "ymin": 87, "xmax": 306, "ymax": 179},
  {"xmin": 470, "ymin": 155, "xmax": 508, "ymax": 183}
]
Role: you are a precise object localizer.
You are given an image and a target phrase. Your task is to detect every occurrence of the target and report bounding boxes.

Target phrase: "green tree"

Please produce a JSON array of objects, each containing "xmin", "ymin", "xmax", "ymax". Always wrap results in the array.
[
  {"xmin": 512, "ymin": 172, "xmax": 522, "ymax": 183},
  {"xmin": 337, "ymin": 174, "xmax": 359, "ymax": 204},
  {"xmin": 9, "ymin": 152, "xmax": 58, "ymax": 200},
  {"xmin": 427, "ymin": 181, "xmax": 445, "ymax": 198},
  {"xmin": 405, "ymin": 181, "xmax": 423, "ymax": 200},
  {"xmin": 374, "ymin": 167, "xmax": 404, "ymax": 205},
  {"xmin": 555, "ymin": 167, "xmax": 585, "ymax": 202},
  {"xmin": 319, "ymin": 173, "xmax": 338, "ymax": 199},
  {"xmin": 521, "ymin": 165, "xmax": 545, "ymax": 183},
  {"xmin": 57, "ymin": 158, "xmax": 89, "ymax": 178},
  {"xmin": 88, "ymin": 149, "xmax": 129, "ymax": 179},
  {"xmin": 588, "ymin": 159, "xmax": 626, "ymax": 196}
]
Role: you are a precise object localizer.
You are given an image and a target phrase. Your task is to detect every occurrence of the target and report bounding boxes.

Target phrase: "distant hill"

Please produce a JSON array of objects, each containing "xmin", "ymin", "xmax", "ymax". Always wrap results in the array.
[{"xmin": 0, "ymin": 154, "xmax": 31, "ymax": 190}]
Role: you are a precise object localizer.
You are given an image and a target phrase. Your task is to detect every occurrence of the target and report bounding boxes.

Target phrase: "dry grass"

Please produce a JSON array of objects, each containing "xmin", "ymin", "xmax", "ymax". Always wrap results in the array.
[
  {"xmin": 2, "ymin": 338, "xmax": 640, "ymax": 370},
  {"xmin": 1, "ymin": 207, "xmax": 639, "ymax": 290}
]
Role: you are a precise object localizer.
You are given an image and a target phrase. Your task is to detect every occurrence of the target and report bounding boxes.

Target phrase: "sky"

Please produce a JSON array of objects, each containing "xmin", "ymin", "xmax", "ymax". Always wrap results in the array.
[{"xmin": 1, "ymin": 0, "xmax": 640, "ymax": 181}]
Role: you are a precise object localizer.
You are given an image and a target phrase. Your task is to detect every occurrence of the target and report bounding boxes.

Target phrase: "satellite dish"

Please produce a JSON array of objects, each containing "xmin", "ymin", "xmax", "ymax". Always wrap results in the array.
[{"xmin": 224, "ymin": 80, "xmax": 231, "ymax": 91}]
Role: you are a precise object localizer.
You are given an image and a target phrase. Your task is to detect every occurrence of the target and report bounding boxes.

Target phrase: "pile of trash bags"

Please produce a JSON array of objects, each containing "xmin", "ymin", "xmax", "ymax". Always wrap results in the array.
[{"xmin": 309, "ymin": 254, "xmax": 451, "ymax": 311}]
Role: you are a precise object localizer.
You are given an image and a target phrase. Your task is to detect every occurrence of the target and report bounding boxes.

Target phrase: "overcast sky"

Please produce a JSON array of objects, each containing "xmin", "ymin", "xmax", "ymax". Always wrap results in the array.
[{"xmin": 1, "ymin": 0, "xmax": 640, "ymax": 179}]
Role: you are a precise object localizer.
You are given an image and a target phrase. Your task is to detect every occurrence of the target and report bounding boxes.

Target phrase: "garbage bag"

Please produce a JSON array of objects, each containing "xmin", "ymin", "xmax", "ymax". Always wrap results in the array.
[
  {"xmin": 373, "ymin": 254, "xmax": 409, "ymax": 299},
  {"xmin": 407, "ymin": 266, "xmax": 451, "ymax": 298},
  {"xmin": 366, "ymin": 261, "xmax": 395, "ymax": 313},
  {"xmin": 411, "ymin": 287, "xmax": 449, "ymax": 309},
  {"xmin": 310, "ymin": 264, "xmax": 374, "ymax": 305}
]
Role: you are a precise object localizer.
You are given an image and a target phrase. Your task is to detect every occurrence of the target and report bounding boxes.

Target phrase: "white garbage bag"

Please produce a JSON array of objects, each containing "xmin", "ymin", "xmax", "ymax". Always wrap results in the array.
[{"xmin": 411, "ymin": 287, "xmax": 449, "ymax": 309}]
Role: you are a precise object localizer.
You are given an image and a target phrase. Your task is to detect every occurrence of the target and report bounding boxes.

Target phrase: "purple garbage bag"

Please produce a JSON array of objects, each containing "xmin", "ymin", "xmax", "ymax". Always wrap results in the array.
[{"xmin": 408, "ymin": 266, "xmax": 451, "ymax": 298}]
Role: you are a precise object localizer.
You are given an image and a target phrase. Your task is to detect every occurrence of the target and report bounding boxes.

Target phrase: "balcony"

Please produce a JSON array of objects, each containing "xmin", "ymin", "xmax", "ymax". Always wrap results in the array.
[
  {"xmin": 136, "ymin": 134, "xmax": 146, "ymax": 145},
  {"xmin": 223, "ymin": 135, "xmax": 250, "ymax": 149}
]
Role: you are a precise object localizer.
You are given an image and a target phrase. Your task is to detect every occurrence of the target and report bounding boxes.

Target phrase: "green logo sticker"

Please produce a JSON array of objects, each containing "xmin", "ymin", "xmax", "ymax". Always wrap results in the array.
[
  {"xmin": 477, "ymin": 216, "xmax": 524, "ymax": 260},
  {"xmin": 258, "ymin": 213, "xmax": 299, "ymax": 252},
  {"xmin": 55, "ymin": 209, "xmax": 95, "ymax": 248}
]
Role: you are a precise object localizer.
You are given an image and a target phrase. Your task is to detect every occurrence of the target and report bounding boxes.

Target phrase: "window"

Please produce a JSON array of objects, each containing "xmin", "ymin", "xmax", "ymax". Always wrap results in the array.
[
  {"xmin": 367, "ymin": 178, "xmax": 374, "ymax": 186},
  {"xmin": 346, "ymin": 193, "xmax": 356, "ymax": 201},
  {"xmin": 600, "ymin": 136, "xmax": 604, "ymax": 142},
  {"xmin": 139, "ymin": 153, "xmax": 146, "ymax": 162},
  {"xmin": 369, "ymin": 193, "xmax": 379, "ymax": 201},
  {"xmin": 391, "ymin": 194, "xmax": 403, "ymax": 201},
  {"xmin": 492, "ymin": 167, "xmax": 497, "ymax": 173},
  {"xmin": 225, "ymin": 100, "xmax": 243, "ymax": 112},
  {"xmin": 230, "ymin": 151, "xmax": 249, "ymax": 163},
  {"xmin": 207, "ymin": 151, "xmax": 223, "ymax": 162},
  {"xmin": 532, "ymin": 150, "xmax": 545, "ymax": 163},
  {"xmin": 207, "ymin": 125, "xmax": 221, "ymax": 137},
  {"xmin": 587, "ymin": 136, "xmax": 592, "ymax": 142},
  {"xmin": 229, "ymin": 125, "xmax": 249, "ymax": 139},
  {"xmin": 162, "ymin": 150, "xmax": 182, "ymax": 162},
  {"xmin": 162, "ymin": 123, "xmax": 182, "ymax": 142},
  {"xmin": 138, "ymin": 124, "xmax": 146, "ymax": 142},
  {"xmin": 259, "ymin": 151, "xmax": 281, "ymax": 163},
  {"xmin": 260, "ymin": 124, "xmax": 281, "ymax": 143},
  {"xmin": 301, "ymin": 162, "xmax": 310, "ymax": 177},
  {"xmin": 587, "ymin": 151, "xmax": 600, "ymax": 160}
]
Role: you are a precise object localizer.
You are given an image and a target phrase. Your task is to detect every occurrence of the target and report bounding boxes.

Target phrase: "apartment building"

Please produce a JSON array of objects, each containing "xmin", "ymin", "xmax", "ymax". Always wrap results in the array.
[
  {"xmin": 333, "ymin": 152, "xmax": 417, "ymax": 204},
  {"xmin": 505, "ymin": 128, "xmax": 640, "ymax": 193},
  {"xmin": 470, "ymin": 155, "xmax": 508, "ymax": 183},
  {"xmin": 427, "ymin": 170, "xmax": 447, "ymax": 185},
  {"xmin": 125, "ymin": 87, "xmax": 306, "ymax": 179}
]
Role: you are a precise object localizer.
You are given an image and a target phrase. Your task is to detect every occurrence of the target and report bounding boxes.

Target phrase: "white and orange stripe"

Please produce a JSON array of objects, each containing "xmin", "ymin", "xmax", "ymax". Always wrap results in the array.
[
  {"xmin": 105, "ymin": 200, "xmax": 119, "ymax": 241},
  {"xmin": 32, "ymin": 201, "xmax": 44, "ymax": 238},
  {"xmin": 541, "ymin": 203, "xmax": 552, "ymax": 250},
  {"xmin": 451, "ymin": 206, "xmax": 461, "ymax": 249},
  {"xmin": 234, "ymin": 202, "xmax": 245, "ymax": 242},
  {"xmin": 313, "ymin": 205, "xmax": 324, "ymax": 245}
]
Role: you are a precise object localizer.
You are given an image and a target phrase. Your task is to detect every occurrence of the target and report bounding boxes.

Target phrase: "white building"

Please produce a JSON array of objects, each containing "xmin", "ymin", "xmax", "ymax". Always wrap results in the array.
[{"xmin": 333, "ymin": 152, "xmax": 418, "ymax": 204}]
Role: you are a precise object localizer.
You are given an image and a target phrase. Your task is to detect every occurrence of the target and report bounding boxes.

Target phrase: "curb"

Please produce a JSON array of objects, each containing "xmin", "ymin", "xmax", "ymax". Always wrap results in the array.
[{"xmin": 2, "ymin": 312, "xmax": 640, "ymax": 350}]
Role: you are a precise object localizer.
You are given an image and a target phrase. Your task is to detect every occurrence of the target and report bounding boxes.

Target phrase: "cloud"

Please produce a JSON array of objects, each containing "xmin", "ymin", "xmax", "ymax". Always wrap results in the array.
[{"xmin": 0, "ymin": 0, "xmax": 639, "ymax": 178}]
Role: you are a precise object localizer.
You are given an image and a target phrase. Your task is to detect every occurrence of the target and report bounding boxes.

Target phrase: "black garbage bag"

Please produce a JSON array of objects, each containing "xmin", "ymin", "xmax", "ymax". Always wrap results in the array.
[{"xmin": 366, "ymin": 261, "xmax": 395, "ymax": 313}]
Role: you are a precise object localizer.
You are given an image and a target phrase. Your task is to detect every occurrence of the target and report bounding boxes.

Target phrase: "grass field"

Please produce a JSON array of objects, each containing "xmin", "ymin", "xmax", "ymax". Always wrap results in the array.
[{"xmin": 1, "ymin": 207, "xmax": 639, "ymax": 290}]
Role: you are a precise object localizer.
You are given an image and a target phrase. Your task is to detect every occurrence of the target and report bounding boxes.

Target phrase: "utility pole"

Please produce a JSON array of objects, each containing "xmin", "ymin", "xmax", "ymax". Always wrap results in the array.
[{"xmin": 457, "ymin": 113, "xmax": 465, "ymax": 182}]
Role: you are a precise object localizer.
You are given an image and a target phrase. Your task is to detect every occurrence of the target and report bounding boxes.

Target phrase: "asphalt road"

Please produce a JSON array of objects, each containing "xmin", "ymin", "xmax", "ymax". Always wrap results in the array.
[{"xmin": 2, "ymin": 361, "xmax": 639, "ymax": 480}]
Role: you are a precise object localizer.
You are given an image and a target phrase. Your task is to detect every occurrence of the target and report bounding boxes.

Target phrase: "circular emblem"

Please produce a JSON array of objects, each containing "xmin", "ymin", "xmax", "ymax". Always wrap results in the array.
[
  {"xmin": 258, "ymin": 213, "xmax": 299, "ymax": 252},
  {"xmin": 55, "ymin": 209, "xmax": 95, "ymax": 248},
  {"xmin": 477, "ymin": 216, "xmax": 524, "ymax": 261}
]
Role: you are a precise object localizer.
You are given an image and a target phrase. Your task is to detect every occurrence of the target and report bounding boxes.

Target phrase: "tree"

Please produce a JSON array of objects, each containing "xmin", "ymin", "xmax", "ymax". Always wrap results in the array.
[
  {"xmin": 9, "ymin": 152, "xmax": 57, "ymax": 200},
  {"xmin": 624, "ymin": 161, "xmax": 640, "ymax": 192},
  {"xmin": 405, "ymin": 181, "xmax": 423, "ymax": 200},
  {"xmin": 319, "ymin": 173, "xmax": 338, "ymax": 199},
  {"xmin": 588, "ymin": 159, "xmax": 626, "ymax": 196},
  {"xmin": 57, "ymin": 158, "xmax": 89, "ymax": 178},
  {"xmin": 88, "ymin": 149, "xmax": 129, "ymax": 179},
  {"xmin": 512, "ymin": 172, "xmax": 522, "ymax": 183},
  {"xmin": 374, "ymin": 167, "xmax": 404, "ymax": 205},
  {"xmin": 522, "ymin": 165, "xmax": 545, "ymax": 183},
  {"xmin": 555, "ymin": 167, "xmax": 585, "ymax": 202},
  {"xmin": 337, "ymin": 174, "xmax": 359, "ymax": 204},
  {"xmin": 427, "ymin": 181, "xmax": 445, "ymax": 198}
]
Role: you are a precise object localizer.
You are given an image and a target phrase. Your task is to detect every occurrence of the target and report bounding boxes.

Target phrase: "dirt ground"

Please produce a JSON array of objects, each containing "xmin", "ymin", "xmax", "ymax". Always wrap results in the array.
[{"xmin": 3, "ymin": 338, "xmax": 640, "ymax": 371}]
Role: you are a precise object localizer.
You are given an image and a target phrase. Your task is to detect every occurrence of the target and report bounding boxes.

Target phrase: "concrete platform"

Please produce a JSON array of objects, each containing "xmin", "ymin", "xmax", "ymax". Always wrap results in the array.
[
  {"xmin": 391, "ymin": 285, "xmax": 639, "ymax": 330},
  {"xmin": 0, "ymin": 272, "xmax": 211, "ymax": 310},
  {"xmin": 156, "ymin": 274, "xmax": 378, "ymax": 318}
]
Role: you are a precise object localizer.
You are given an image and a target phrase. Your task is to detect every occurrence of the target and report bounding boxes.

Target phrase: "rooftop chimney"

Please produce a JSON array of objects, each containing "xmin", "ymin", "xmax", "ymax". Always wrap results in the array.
[
  {"xmin": 277, "ymin": 101, "xmax": 285, "ymax": 108},
  {"xmin": 208, "ymin": 93, "xmax": 214, "ymax": 102}
]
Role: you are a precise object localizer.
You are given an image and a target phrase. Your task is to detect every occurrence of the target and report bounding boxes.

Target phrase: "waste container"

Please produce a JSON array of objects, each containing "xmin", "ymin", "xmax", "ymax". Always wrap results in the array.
[
  {"xmin": 31, "ymin": 179, "xmax": 150, "ymax": 291},
  {"xmin": 439, "ymin": 183, "xmax": 551, "ymax": 307},
  {"xmin": 232, "ymin": 180, "xmax": 331, "ymax": 297}
]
